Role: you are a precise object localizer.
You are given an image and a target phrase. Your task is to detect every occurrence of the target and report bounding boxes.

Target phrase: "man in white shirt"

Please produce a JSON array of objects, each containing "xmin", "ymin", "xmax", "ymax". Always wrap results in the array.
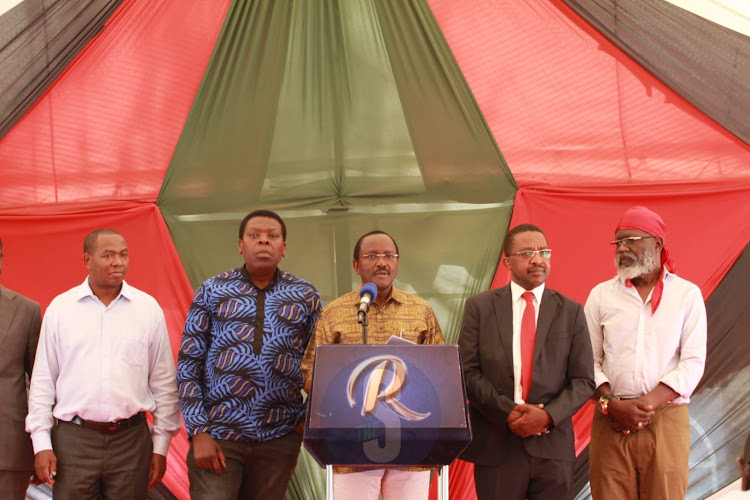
[
  {"xmin": 585, "ymin": 206, "xmax": 707, "ymax": 500},
  {"xmin": 26, "ymin": 229, "xmax": 181, "ymax": 499}
]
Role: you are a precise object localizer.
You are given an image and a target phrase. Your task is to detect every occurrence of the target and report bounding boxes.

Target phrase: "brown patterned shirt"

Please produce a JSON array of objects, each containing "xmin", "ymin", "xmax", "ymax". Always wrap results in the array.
[{"xmin": 301, "ymin": 286, "xmax": 445, "ymax": 473}]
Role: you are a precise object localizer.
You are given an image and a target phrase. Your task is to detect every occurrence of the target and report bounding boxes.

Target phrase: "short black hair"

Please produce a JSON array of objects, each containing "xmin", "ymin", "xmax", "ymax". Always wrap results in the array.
[
  {"xmin": 84, "ymin": 229, "xmax": 122, "ymax": 254},
  {"xmin": 239, "ymin": 210, "xmax": 287, "ymax": 241},
  {"xmin": 353, "ymin": 230, "xmax": 399, "ymax": 261},
  {"xmin": 502, "ymin": 223, "xmax": 546, "ymax": 256}
]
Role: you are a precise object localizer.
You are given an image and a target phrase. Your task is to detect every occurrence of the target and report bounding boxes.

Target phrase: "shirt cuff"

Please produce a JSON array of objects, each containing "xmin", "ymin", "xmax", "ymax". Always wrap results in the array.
[
  {"xmin": 31, "ymin": 431, "xmax": 53, "ymax": 454},
  {"xmin": 658, "ymin": 376, "xmax": 684, "ymax": 399},
  {"xmin": 189, "ymin": 425, "xmax": 210, "ymax": 437},
  {"xmin": 152, "ymin": 434, "xmax": 172, "ymax": 457},
  {"xmin": 594, "ymin": 373, "xmax": 610, "ymax": 391}
]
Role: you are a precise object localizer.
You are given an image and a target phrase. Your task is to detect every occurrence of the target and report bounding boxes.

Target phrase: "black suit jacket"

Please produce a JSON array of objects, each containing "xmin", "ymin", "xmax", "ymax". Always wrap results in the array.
[
  {"xmin": 459, "ymin": 284, "xmax": 594, "ymax": 465},
  {"xmin": 0, "ymin": 285, "xmax": 42, "ymax": 471}
]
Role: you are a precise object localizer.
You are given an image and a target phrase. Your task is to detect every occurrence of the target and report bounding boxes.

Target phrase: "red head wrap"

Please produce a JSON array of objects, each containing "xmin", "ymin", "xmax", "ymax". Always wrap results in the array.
[{"xmin": 615, "ymin": 206, "xmax": 675, "ymax": 313}]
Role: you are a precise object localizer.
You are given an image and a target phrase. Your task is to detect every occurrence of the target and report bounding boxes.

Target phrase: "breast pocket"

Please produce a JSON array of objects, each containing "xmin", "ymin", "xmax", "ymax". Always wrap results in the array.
[
  {"xmin": 119, "ymin": 333, "xmax": 148, "ymax": 367},
  {"xmin": 397, "ymin": 320, "xmax": 429, "ymax": 344}
]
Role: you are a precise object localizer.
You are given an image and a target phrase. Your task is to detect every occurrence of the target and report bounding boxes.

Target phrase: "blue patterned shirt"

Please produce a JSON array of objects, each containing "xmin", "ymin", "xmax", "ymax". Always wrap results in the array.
[{"xmin": 178, "ymin": 266, "xmax": 322, "ymax": 442}]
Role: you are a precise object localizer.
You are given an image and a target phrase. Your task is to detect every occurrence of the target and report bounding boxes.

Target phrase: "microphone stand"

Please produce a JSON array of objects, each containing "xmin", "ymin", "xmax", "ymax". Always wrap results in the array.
[{"xmin": 358, "ymin": 310, "xmax": 368, "ymax": 344}]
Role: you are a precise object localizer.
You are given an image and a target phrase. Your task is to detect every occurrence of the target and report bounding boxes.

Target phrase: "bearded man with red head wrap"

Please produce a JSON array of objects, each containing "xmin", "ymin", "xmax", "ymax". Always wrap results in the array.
[{"xmin": 584, "ymin": 206, "xmax": 707, "ymax": 500}]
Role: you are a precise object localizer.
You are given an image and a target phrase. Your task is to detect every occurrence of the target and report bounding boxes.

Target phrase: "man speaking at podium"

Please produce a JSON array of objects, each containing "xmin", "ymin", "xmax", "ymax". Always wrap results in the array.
[
  {"xmin": 459, "ymin": 224, "xmax": 594, "ymax": 500},
  {"xmin": 301, "ymin": 230, "xmax": 445, "ymax": 500}
]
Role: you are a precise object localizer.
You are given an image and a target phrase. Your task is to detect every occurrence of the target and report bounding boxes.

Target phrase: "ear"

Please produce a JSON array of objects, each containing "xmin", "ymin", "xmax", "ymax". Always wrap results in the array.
[
  {"xmin": 654, "ymin": 236, "xmax": 664, "ymax": 252},
  {"xmin": 83, "ymin": 252, "xmax": 92, "ymax": 269},
  {"xmin": 502, "ymin": 256, "xmax": 511, "ymax": 270},
  {"xmin": 352, "ymin": 259, "xmax": 360, "ymax": 275},
  {"xmin": 281, "ymin": 241, "xmax": 286, "ymax": 258},
  {"xmin": 238, "ymin": 239, "xmax": 243, "ymax": 254}
]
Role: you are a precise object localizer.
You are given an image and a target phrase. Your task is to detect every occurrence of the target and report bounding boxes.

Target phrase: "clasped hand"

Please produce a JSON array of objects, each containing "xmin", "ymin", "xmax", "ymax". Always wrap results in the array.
[
  {"xmin": 506, "ymin": 404, "xmax": 551, "ymax": 438},
  {"xmin": 608, "ymin": 398, "xmax": 655, "ymax": 434}
]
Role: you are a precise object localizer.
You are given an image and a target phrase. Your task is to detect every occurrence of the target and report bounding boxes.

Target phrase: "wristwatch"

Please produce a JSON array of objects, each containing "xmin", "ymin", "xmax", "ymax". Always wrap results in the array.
[{"xmin": 598, "ymin": 393, "xmax": 620, "ymax": 415}]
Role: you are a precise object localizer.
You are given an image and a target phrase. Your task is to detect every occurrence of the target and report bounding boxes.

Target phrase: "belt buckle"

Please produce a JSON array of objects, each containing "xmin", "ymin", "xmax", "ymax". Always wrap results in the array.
[{"xmin": 103, "ymin": 422, "xmax": 119, "ymax": 432}]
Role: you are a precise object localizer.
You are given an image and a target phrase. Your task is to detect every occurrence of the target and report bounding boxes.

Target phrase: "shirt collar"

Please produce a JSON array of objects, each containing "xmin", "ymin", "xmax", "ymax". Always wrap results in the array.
[
  {"xmin": 509, "ymin": 280, "xmax": 545, "ymax": 304},
  {"xmin": 619, "ymin": 266, "xmax": 671, "ymax": 286},
  {"xmin": 354, "ymin": 285, "xmax": 406, "ymax": 307},
  {"xmin": 239, "ymin": 265, "xmax": 281, "ymax": 291},
  {"xmin": 388, "ymin": 286, "xmax": 407, "ymax": 304},
  {"xmin": 76, "ymin": 278, "xmax": 132, "ymax": 302}
]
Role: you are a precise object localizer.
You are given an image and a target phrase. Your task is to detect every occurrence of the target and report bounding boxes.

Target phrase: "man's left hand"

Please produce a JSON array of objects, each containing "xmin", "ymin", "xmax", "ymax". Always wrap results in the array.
[
  {"xmin": 148, "ymin": 453, "xmax": 167, "ymax": 489},
  {"xmin": 507, "ymin": 403, "xmax": 552, "ymax": 438}
]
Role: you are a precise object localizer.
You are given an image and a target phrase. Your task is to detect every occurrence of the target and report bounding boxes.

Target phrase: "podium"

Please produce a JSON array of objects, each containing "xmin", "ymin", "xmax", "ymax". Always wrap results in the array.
[{"xmin": 304, "ymin": 344, "xmax": 471, "ymax": 499}]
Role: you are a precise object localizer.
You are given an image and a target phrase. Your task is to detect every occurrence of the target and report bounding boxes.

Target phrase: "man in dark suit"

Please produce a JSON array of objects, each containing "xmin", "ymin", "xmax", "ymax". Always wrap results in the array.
[
  {"xmin": 0, "ymin": 236, "xmax": 43, "ymax": 499},
  {"xmin": 459, "ymin": 224, "xmax": 594, "ymax": 500}
]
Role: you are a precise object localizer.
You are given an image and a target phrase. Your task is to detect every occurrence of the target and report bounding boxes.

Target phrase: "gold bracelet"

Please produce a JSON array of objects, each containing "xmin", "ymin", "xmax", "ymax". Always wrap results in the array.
[{"xmin": 598, "ymin": 393, "xmax": 620, "ymax": 415}]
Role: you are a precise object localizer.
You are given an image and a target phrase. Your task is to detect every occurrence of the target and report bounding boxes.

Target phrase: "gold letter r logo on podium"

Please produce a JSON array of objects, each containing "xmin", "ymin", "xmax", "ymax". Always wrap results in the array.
[{"xmin": 346, "ymin": 355, "xmax": 430, "ymax": 421}]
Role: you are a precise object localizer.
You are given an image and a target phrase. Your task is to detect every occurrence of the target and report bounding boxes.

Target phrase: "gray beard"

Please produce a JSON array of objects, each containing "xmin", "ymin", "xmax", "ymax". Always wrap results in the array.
[{"xmin": 616, "ymin": 247, "xmax": 660, "ymax": 280}]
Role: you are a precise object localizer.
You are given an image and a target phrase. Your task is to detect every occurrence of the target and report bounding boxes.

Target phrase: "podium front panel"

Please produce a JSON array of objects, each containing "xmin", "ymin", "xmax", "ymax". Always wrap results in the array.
[{"xmin": 303, "ymin": 344, "xmax": 470, "ymax": 467}]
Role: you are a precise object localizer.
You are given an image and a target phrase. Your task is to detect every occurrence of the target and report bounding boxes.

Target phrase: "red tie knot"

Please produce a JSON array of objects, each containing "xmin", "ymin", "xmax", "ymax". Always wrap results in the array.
[{"xmin": 522, "ymin": 291, "xmax": 534, "ymax": 304}]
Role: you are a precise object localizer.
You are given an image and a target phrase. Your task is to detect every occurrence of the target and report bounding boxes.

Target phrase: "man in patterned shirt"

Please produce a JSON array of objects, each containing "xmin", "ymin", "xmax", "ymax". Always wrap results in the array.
[
  {"xmin": 301, "ymin": 230, "xmax": 444, "ymax": 500},
  {"xmin": 178, "ymin": 210, "xmax": 322, "ymax": 500}
]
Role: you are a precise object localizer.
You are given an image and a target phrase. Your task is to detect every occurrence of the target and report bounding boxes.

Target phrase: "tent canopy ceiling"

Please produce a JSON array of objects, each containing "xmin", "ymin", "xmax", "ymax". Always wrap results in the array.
[{"xmin": 0, "ymin": 1, "xmax": 749, "ymax": 499}]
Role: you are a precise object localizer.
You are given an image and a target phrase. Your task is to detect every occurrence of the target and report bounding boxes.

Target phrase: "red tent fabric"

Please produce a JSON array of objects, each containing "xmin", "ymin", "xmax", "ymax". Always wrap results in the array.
[
  {"xmin": 0, "ymin": 0, "xmax": 231, "ymax": 209},
  {"xmin": 427, "ymin": 0, "xmax": 750, "ymax": 188}
]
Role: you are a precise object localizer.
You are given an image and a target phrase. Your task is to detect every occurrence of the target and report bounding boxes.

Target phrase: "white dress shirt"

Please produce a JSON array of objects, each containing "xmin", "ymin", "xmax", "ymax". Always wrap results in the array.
[
  {"xmin": 509, "ymin": 280, "xmax": 544, "ymax": 404},
  {"xmin": 26, "ymin": 279, "xmax": 181, "ymax": 456},
  {"xmin": 584, "ymin": 270, "xmax": 707, "ymax": 404}
]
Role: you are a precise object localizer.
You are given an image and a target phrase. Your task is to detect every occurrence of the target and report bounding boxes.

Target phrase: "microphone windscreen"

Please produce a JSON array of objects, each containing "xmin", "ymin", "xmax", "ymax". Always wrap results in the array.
[{"xmin": 359, "ymin": 282, "xmax": 378, "ymax": 301}]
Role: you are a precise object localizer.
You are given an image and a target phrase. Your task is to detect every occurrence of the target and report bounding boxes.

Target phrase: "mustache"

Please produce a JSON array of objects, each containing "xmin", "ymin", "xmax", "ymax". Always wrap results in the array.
[{"xmin": 616, "ymin": 253, "xmax": 637, "ymax": 266}]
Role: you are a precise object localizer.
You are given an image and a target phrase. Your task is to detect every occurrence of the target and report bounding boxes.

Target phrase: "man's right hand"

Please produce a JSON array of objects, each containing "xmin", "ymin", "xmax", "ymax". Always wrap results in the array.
[
  {"xmin": 34, "ymin": 450, "xmax": 57, "ymax": 485},
  {"xmin": 191, "ymin": 432, "xmax": 226, "ymax": 475}
]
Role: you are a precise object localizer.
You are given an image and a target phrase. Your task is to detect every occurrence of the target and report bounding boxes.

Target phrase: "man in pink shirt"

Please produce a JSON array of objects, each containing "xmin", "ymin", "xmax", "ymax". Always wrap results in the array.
[{"xmin": 26, "ymin": 229, "xmax": 180, "ymax": 499}]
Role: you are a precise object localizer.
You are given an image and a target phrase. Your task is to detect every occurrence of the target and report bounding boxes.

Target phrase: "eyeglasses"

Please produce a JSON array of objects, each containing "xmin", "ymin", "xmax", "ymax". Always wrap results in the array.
[
  {"xmin": 361, "ymin": 253, "xmax": 399, "ymax": 261},
  {"xmin": 609, "ymin": 236, "xmax": 654, "ymax": 248},
  {"xmin": 510, "ymin": 249, "xmax": 552, "ymax": 259}
]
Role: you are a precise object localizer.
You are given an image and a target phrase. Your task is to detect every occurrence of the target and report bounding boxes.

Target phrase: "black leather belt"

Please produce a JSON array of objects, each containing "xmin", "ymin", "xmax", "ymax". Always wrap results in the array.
[{"xmin": 67, "ymin": 412, "xmax": 145, "ymax": 434}]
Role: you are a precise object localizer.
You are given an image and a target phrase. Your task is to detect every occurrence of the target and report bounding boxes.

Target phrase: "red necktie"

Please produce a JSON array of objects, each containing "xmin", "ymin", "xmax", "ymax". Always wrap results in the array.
[{"xmin": 521, "ymin": 291, "xmax": 536, "ymax": 401}]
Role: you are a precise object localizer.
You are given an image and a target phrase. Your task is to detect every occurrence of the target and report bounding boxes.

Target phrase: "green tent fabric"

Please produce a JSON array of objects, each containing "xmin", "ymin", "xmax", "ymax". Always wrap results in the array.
[{"xmin": 159, "ymin": 0, "xmax": 516, "ymax": 320}]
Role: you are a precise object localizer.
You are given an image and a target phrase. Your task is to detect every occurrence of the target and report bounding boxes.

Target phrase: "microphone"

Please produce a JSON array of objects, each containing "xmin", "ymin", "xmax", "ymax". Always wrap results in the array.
[{"xmin": 357, "ymin": 282, "xmax": 378, "ymax": 325}]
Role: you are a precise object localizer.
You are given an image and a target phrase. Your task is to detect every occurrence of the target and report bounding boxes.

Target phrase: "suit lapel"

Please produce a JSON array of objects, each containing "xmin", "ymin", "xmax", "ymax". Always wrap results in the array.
[
  {"xmin": 492, "ymin": 285, "xmax": 515, "ymax": 368},
  {"xmin": 0, "ymin": 286, "xmax": 18, "ymax": 350},
  {"xmin": 534, "ymin": 288, "xmax": 559, "ymax": 362}
]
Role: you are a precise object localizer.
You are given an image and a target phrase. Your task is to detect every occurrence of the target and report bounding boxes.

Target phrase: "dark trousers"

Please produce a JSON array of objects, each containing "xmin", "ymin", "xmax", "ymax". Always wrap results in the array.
[
  {"xmin": 187, "ymin": 431, "xmax": 303, "ymax": 500},
  {"xmin": 51, "ymin": 418, "xmax": 152, "ymax": 500},
  {"xmin": 473, "ymin": 436, "xmax": 573, "ymax": 500},
  {"xmin": 0, "ymin": 470, "xmax": 31, "ymax": 500}
]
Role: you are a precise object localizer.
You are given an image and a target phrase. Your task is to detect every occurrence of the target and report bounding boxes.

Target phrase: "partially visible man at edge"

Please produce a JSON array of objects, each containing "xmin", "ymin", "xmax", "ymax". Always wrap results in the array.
[
  {"xmin": 738, "ymin": 433, "xmax": 750, "ymax": 492},
  {"xmin": 27, "ymin": 229, "xmax": 181, "ymax": 499},
  {"xmin": 585, "ymin": 206, "xmax": 707, "ymax": 500},
  {"xmin": 301, "ymin": 230, "xmax": 445, "ymax": 500},
  {"xmin": 178, "ymin": 210, "xmax": 322, "ymax": 500},
  {"xmin": 0, "ymin": 236, "xmax": 42, "ymax": 499}
]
